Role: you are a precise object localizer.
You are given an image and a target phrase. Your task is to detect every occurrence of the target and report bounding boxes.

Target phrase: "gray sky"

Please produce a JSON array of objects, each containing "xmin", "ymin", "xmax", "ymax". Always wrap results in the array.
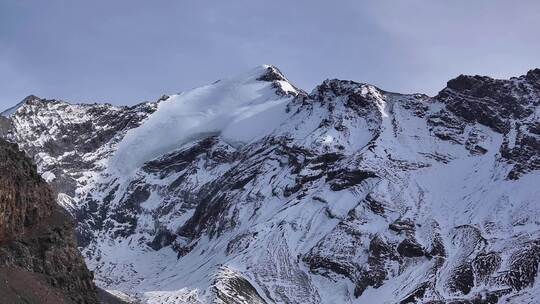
[{"xmin": 1, "ymin": 0, "xmax": 539, "ymax": 109}]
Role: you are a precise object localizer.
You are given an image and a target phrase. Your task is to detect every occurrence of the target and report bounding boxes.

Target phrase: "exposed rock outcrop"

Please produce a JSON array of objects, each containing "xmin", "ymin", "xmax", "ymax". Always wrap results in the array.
[{"xmin": 0, "ymin": 139, "xmax": 99, "ymax": 303}]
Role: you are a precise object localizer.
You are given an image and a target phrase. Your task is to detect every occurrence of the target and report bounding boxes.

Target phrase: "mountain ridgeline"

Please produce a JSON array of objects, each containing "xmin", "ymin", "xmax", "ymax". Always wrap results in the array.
[{"xmin": 1, "ymin": 66, "xmax": 539, "ymax": 303}]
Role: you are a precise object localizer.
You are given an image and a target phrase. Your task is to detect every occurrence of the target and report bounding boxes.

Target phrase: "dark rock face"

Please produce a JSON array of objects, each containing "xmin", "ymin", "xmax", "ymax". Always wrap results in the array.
[
  {"xmin": 0, "ymin": 139, "xmax": 99, "ymax": 303},
  {"xmin": 440, "ymin": 75, "xmax": 530, "ymax": 133},
  {"xmin": 472, "ymin": 252, "xmax": 501, "ymax": 282},
  {"xmin": 501, "ymin": 125, "xmax": 540, "ymax": 180},
  {"xmin": 447, "ymin": 263, "xmax": 474, "ymax": 295},
  {"xmin": 257, "ymin": 65, "xmax": 304, "ymax": 97},
  {"xmin": 354, "ymin": 235, "xmax": 400, "ymax": 297},
  {"xmin": 327, "ymin": 169, "xmax": 377, "ymax": 191},
  {"xmin": 309, "ymin": 79, "xmax": 386, "ymax": 117},
  {"xmin": 432, "ymin": 70, "xmax": 540, "ymax": 179},
  {"xmin": 0, "ymin": 140, "xmax": 52, "ymax": 240},
  {"xmin": 502, "ymin": 240, "xmax": 540, "ymax": 291},
  {"xmin": 256, "ymin": 65, "xmax": 288, "ymax": 82},
  {"xmin": 213, "ymin": 268, "xmax": 267, "ymax": 304},
  {"xmin": 0, "ymin": 116, "xmax": 11, "ymax": 137},
  {"xmin": 397, "ymin": 238, "xmax": 425, "ymax": 257}
]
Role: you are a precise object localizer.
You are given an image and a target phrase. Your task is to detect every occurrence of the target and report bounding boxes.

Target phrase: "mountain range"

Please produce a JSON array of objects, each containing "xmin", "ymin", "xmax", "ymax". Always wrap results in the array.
[{"xmin": 1, "ymin": 65, "xmax": 539, "ymax": 303}]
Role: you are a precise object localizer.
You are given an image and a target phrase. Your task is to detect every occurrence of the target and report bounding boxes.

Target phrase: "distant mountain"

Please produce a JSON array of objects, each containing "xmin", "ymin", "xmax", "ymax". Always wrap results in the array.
[{"xmin": 2, "ymin": 65, "xmax": 539, "ymax": 303}]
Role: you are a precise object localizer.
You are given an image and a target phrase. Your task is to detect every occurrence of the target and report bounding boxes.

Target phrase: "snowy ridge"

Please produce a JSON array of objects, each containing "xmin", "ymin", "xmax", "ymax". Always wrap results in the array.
[
  {"xmin": 2, "ymin": 66, "xmax": 540, "ymax": 304},
  {"xmin": 0, "ymin": 103, "xmax": 22, "ymax": 117},
  {"xmin": 112, "ymin": 65, "xmax": 299, "ymax": 174},
  {"xmin": 1, "ymin": 95, "xmax": 158, "ymax": 216}
]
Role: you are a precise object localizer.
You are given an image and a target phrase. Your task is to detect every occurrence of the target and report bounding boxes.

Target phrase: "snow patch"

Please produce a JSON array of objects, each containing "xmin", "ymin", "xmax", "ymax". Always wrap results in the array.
[
  {"xmin": 41, "ymin": 171, "xmax": 56, "ymax": 182},
  {"xmin": 57, "ymin": 193, "xmax": 76, "ymax": 215}
]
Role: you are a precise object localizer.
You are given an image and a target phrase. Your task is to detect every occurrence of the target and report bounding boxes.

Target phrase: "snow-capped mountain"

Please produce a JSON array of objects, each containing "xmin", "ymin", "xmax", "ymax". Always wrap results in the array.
[{"xmin": 1, "ymin": 65, "xmax": 539, "ymax": 303}]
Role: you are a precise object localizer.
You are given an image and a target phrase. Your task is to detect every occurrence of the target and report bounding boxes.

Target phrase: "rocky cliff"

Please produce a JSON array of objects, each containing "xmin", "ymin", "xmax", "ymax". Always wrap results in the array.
[{"xmin": 0, "ymin": 138, "xmax": 100, "ymax": 304}]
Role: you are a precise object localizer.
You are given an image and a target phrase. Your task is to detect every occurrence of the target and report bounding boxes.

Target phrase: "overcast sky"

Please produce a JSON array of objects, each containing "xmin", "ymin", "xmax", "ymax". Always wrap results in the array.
[{"xmin": 1, "ymin": 1, "xmax": 539, "ymax": 109}]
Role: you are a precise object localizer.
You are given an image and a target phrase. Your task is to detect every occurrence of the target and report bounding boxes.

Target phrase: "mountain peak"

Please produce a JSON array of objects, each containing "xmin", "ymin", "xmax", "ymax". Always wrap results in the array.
[
  {"xmin": 111, "ymin": 64, "xmax": 300, "ymax": 174},
  {"xmin": 445, "ymin": 74, "xmax": 494, "ymax": 92},
  {"xmin": 525, "ymin": 68, "xmax": 540, "ymax": 84},
  {"xmin": 241, "ymin": 64, "xmax": 302, "ymax": 96},
  {"xmin": 308, "ymin": 79, "xmax": 388, "ymax": 115},
  {"xmin": 256, "ymin": 64, "xmax": 288, "ymax": 82},
  {"xmin": 21, "ymin": 94, "xmax": 41, "ymax": 102},
  {"xmin": 436, "ymin": 70, "xmax": 539, "ymax": 134},
  {"xmin": 1, "ymin": 95, "xmax": 43, "ymax": 117}
]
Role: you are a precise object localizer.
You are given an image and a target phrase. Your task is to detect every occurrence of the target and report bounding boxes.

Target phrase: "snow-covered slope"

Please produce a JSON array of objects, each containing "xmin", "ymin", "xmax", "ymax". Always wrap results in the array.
[
  {"xmin": 1, "ymin": 95, "xmax": 157, "ymax": 213},
  {"xmin": 112, "ymin": 65, "xmax": 300, "ymax": 174},
  {"xmin": 2, "ymin": 66, "xmax": 540, "ymax": 304}
]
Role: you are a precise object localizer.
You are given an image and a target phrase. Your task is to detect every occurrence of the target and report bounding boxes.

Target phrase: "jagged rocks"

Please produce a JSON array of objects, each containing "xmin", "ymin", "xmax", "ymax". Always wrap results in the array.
[
  {"xmin": 354, "ymin": 235, "xmax": 399, "ymax": 297},
  {"xmin": 500, "ymin": 125, "xmax": 540, "ymax": 179},
  {"xmin": 503, "ymin": 240, "xmax": 540, "ymax": 291},
  {"xmin": 434, "ymin": 70, "xmax": 540, "ymax": 179},
  {"xmin": 0, "ymin": 139, "xmax": 99, "ymax": 303},
  {"xmin": 213, "ymin": 268, "xmax": 267, "ymax": 304},
  {"xmin": 439, "ymin": 75, "xmax": 529, "ymax": 133},
  {"xmin": 0, "ymin": 140, "xmax": 53, "ymax": 240},
  {"xmin": 472, "ymin": 252, "xmax": 501, "ymax": 282},
  {"xmin": 4, "ymin": 95, "xmax": 157, "ymax": 198},
  {"xmin": 447, "ymin": 263, "xmax": 475, "ymax": 295},
  {"xmin": 389, "ymin": 218, "xmax": 416, "ymax": 233},
  {"xmin": 397, "ymin": 238, "xmax": 425, "ymax": 258},
  {"xmin": 327, "ymin": 169, "xmax": 377, "ymax": 191}
]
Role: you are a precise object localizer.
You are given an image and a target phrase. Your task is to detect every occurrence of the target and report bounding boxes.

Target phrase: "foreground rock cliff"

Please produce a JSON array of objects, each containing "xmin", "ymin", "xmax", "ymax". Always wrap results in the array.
[
  {"xmin": 1, "ymin": 66, "xmax": 539, "ymax": 303},
  {"xmin": 0, "ymin": 139, "xmax": 99, "ymax": 303}
]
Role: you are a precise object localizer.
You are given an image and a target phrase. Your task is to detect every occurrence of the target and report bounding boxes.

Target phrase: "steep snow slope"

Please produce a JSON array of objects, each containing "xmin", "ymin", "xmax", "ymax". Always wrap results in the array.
[
  {"xmin": 112, "ymin": 65, "xmax": 300, "ymax": 174},
  {"xmin": 2, "ymin": 66, "xmax": 540, "ymax": 304}
]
